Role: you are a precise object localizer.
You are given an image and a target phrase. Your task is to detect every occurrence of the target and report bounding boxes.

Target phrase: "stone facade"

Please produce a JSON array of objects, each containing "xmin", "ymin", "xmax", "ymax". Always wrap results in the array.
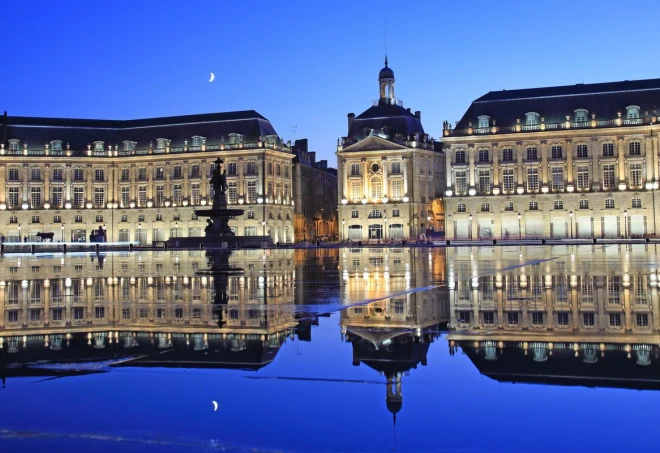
[
  {"xmin": 0, "ymin": 111, "xmax": 295, "ymax": 244},
  {"xmin": 336, "ymin": 60, "xmax": 445, "ymax": 242},
  {"xmin": 442, "ymin": 80, "xmax": 660, "ymax": 240},
  {"xmin": 292, "ymin": 139, "xmax": 338, "ymax": 241}
]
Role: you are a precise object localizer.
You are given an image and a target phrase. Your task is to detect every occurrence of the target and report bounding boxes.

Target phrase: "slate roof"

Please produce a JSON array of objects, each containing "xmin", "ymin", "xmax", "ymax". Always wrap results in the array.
[
  {"xmin": 348, "ymin": 103, "xmax": 425, "ymax": 139},
  {"xmin": 1, "ymin": 110, "xmax": 281, "ymax": 151},
  {"xmin": 455, "ymin": 78, "xmax": 660, "ymax": 131}
]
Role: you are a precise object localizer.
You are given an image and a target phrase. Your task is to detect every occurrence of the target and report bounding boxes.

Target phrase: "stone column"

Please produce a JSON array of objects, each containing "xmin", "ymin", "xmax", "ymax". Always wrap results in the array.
[
  {"xmin": 468, "ymin": 146, "xmax": 475, "ymax": 188},
  {"xmin": 516, "ymin": 143, "xmax": 524, "ymax": 190},
  {"xmin": 617, "ymin": 138, "xmax": 626, "ymax": 183},
  {"xmin": 165, "ymin": 163, "xmax": 171, "ymax": 200},
  {"xmin": 445, "ymin": 149, "xmax": 453, "ymax": 191},
  {"xmin": 183, "ymin": 162, "xmax": 190, "ymax": 199},
  {"xmin": 540, "ymin": 141, "xmax": 548, "ymax": 185},
  {"xmin": 492, "ymin": 145, "xmax": 499, "ymax": 186},
  {"xmin": 566, "ymin": 140, "xmax": 574, "ymax": 184},
  {"xmin": 645, "ymin": 137, "xmax": 654, "ymax": 185},
  {"xmin": 86, "ymin": 165, "xmax": 92, "ymax": 204},
  {"xmin": 402, "ymin": 157, "xmax": 409, "ymax": 196},
  {"xmin": 22, "ymin": 164, "xmax": 28, "ymax": 202},
  {"xmin": 147, "ymin": 164, "xmax": 154, "ymax": 200},
  {"xmin": 363, "ymin": 160, "xmax": 369, "ymax": 199},
  {"xmin": 44, "ymin": 165, "xmax": 50, "ymax": 203},
  {"xmin": 237, "ymin": 158, "xmax": 244, "ymax": 197},
  {"xmin": 381, "ymin": 158, "xmax": 388, "ymax": 197}
]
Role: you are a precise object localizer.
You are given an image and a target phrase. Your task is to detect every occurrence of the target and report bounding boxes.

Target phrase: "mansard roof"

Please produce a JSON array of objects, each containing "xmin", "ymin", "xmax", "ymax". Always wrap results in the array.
[
  {"xmin": 349, "ymin": 103, "xmax": 425, "ymax": 139},
  {"xmin": 452, "ymin": 77, "xmax": 660, "ymax": 134},
  {"xmin": 1, "ymin": 110, "xmax": 282, "ymax": 152}
]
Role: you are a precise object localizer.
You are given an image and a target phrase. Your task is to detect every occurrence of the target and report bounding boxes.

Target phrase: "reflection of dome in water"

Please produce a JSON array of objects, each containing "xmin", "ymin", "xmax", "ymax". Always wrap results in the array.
[{"xmin": 386, "ymin": 399, "xmax": 402, "ymax": 415}]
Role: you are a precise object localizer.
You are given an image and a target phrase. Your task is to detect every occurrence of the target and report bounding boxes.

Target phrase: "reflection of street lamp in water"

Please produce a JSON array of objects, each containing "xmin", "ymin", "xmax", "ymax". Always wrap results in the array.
[
  {"xmin": 342, "ymin": 219, "xmax": 345, "ymax": 240},
  {"xmin": 624, "ymin": 209, "xmax": 628, "ymax": 238},
  {"xmin": 569, "ymin": 211, "xmax": 573, "ymax": 239},
  {"xmin": 61, "ymin": 224, "xmax": 64, "ymax": 242},
  {"xmin": 468, "ymin": 214, "xmax": 473, "ymax": 240},
  {"xmin": 137, "ymin": 223, "xmax": 142, "ymax": 245},
  {"xmin": 174, "ymin": 222, "xmax": 178, "ymax": 238},
  {"xmin": 18, "ymin": 224, "xmax": 21, "ymax": 243},
  {"xmin": 517, "ymin": 212, "xmax": 521, "ymax": 240}
]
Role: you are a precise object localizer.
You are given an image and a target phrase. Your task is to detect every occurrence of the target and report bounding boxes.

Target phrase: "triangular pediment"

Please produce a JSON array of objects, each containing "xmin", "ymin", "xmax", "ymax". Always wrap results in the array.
[{"xmin": 341, "ymin": 135, "xmax": 409, "ymax": 153}]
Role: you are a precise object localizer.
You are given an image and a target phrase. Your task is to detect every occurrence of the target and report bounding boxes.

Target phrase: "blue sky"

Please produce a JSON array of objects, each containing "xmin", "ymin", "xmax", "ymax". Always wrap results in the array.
[{"xmin": 3, "ymin": 0, "xmax": 660, "ymax": 163}]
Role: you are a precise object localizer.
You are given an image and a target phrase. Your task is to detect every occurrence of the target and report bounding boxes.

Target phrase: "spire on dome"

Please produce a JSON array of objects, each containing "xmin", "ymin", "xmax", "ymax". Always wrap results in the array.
[{"xmin": 385, "ymin": 55, "xmax": 388, "ymax": 68}]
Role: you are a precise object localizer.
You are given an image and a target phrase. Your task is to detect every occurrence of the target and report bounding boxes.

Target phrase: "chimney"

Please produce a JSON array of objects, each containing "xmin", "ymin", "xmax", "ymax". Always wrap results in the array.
[
  {"xmin": 347, "ymin": 113, "xmax": 355, "ymax": 132},
  {"xmin": 2, "ymin": 111, "xmax": 7, "ymax": 144},
  {"xmin": 309, "ymin": 152, "xmax": 316, "ymax": 165},
  {"xmin": 415, "ymin": 111, "xmax": 421, "ymax": 120},
  {"xmin": 407, "ymin": 108, "xmax": 411, "ymax": 113}
]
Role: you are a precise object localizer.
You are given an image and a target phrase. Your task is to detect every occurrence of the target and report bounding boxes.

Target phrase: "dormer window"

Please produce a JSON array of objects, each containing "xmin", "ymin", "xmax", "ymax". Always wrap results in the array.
[
  {"xmin": 525, "ymin": 112, "xmax": 539, "ymax": 126},
  {"xmin": 191, "ymin": 136, "xmax": 204, "ymax": 147},
  {"xmin": 123, "ymin": 140, "xmax": 136, "ymax": 152},
  {"xmin": 228, "ymin": 133, "xmax": 243, "ymax": 144},
  {"xmin": 574, "ymin": 109, "xmax": 588, "ymax": 122},
  {"xmin": 93, "ymin": 141, "xmax": 105, "ymax": 153},
  {"xmin": 8, "ymin": 139, "xmax": 20, "ymax": 152},
  {"xmin": 50, "ymin": 140, "xmax": 63, "ymax": 152},
  {"xmin": 626, "ymin": 105, "xmax": 640, "ymax": 119},
  {"xmin": 156, "ymin": 138, "xmax": 168, "ymax": 149},
  {"xmin": 363, "ymin": 128, "xmax": 372, "ymax": 137},
  {"xmin": 477, "ymin": 115, "xmax": 490, "ymax": 129},
  {"xmin": 381, "ymin": 126, "xmax": 390, "ymax": 137}
]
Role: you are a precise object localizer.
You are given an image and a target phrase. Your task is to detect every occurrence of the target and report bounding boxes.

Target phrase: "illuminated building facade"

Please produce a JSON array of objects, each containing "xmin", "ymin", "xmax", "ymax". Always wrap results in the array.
[
  {"xmin": 336, "ymin": 60, "xmax": 445, "ymax": 241},
  {"xmin": 442, "ymin": 79, "xmax": 660, "ymax": 240},
  {"xmin": 0, "ymin": 111, "xmax": 295, "ymax": 245}
]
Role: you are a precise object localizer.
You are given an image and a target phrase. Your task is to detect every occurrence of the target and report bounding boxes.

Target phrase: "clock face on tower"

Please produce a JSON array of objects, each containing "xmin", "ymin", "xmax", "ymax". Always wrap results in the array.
[{"xmin": 371, "ymin": 163, "xmax": 380, "ymax": 173}]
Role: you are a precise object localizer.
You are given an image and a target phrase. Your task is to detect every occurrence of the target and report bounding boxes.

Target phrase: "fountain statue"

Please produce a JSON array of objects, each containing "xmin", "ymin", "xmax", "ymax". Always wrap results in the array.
[{"xmin": 166, "ymin": 156, "xmax": 273, "ymax": 249}]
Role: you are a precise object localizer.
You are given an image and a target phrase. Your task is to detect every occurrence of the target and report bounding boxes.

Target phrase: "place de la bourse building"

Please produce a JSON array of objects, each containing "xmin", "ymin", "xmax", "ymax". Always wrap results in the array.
[
  {"xmin": 0, "ymin": 111, "xmax": 300, "ymax": 244},
  {"xmin": 337, "ymin": 59, "xmax": 446, "ymax": 241},
  {"xmin": 443, "ymin": 79, "xmax": 660, "ymax": 240}
]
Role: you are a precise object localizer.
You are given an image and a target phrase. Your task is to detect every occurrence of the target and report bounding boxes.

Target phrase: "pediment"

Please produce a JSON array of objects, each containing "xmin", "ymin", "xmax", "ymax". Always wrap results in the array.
[{"xmin": 341, "ymin": 135, "xmax": 409, "ymax": 153}]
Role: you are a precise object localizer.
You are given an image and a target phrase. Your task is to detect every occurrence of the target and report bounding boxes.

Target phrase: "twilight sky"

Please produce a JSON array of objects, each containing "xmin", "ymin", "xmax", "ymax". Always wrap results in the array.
[{"xmin": 3, "ymin": 1, "xmax": 660, "ymax": 163}]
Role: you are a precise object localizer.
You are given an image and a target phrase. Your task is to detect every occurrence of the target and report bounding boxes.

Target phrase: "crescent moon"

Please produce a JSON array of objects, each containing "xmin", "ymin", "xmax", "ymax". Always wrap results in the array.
[
  {"xmin": 209, "ymin": 73, "xmax": 215, "ymax": 83},
  {"xmin": 212, "ymin": 401, "xmax": 218, "ymax": 411}
]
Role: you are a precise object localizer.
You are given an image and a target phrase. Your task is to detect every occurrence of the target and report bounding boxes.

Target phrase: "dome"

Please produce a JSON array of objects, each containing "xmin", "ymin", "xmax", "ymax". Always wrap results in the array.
[{"xmin": 379, "ymin": 56, "xmax": 394, "ymax": 79}]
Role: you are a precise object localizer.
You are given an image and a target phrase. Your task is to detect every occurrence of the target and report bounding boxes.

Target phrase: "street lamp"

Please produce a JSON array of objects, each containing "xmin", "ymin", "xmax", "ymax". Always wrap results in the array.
[
  {"xmin": 384, "ymin": 216, "xmax": 388, "ymax": 240},
  {"xmin": 624, "ymin": 209, "xmax": 628, "ymax": 238},
  {"xmin": 569, "ymin": 211, "xmax": 573, "ymax": 239},
  {"xmin": 517, "ymin": 212, "xmax": 521, "ymax": 240},
  {"xmin": 469, "ymin": 214, "xmax": 473, "ymax": 240},
  {"xmin": 342, "ymin": 219, "xmax": 345, "ymax": 240}
]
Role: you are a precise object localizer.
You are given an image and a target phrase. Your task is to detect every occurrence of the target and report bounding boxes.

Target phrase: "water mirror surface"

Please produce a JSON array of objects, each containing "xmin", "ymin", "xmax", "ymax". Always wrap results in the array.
[{"xmin": 0, "ymin": 245, "xmax": 659, "ymax": 453}]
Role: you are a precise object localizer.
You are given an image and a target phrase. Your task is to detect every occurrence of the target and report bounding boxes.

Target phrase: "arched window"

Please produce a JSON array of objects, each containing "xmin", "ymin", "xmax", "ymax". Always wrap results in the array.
[
  {"xmin": 368, "ymin": 209, "xmax": 383, "ymax": 219},
  {"xmin": 477, "ymin": 115, "xmax": 490, "ymax": 129},
  {"xmin": 191, "ymin": 136, "xmax": 204, "ymax": 147},
  {"xmin": 123, "ymin": 141, "xmax": 136, "ymax": 152},
  {"xmin": 370, "ymin": 177, "xmax": 382, "ymax": 200},
  {"xmin": 156, "ymin": 138, "xmax": 168, "ymax": 149},
  {"xmin": 504, "ymin": 201, "xmax": 514, "ymax": 211},
  {"xmin": 574, "ymin": 109, "xmax": 588, "ymax": 122},
  {"xmin": 50, "ymin": 140, "xmax": 63, "ymax": 153},
  {"xmin": 525, "ymin": 112, "xmax": 539, "ymax": 126},
  {"xmin": 481, "ymin": 202, "xmax": 490, "ymax": 212},
  {"xmin": 626, "ymin": 105, "xmax": 640, "ymax": 119}
]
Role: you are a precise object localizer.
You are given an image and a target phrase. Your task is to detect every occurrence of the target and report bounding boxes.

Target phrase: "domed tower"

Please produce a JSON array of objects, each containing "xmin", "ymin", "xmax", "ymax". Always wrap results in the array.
[
  {"xmin": 386, "ymin": 371, "xmax": 403, "ymax": 425},
  {"xmin": 378, "ymin": 57, "xmax": 395, "ymax": 105}
]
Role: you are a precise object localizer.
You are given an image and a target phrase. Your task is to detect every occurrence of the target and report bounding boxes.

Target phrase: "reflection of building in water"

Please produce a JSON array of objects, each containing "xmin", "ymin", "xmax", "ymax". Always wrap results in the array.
[
  {"xmin": 447, "ymin": 245, "xmax": 660, "ymax": 388},
  {"xmin": 339, "ymin": 247, "xmax": 448, "ymax": 422},
  {"xmin": 0, "ymin": 250, "xmax": 298, "ymax": 374}
]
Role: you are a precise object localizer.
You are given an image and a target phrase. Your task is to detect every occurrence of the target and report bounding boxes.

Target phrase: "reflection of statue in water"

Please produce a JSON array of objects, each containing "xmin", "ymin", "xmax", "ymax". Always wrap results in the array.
[
  {"xmin": 210, "ymin": 157, "xmax": 228, "ymax": 206},
  {"xmin": 205, "ymin": 219, "xmax": 213, "ymax": 234}
]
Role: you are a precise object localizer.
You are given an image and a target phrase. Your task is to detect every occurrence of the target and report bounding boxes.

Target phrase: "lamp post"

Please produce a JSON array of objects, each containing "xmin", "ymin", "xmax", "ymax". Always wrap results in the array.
[
  {"xmin": 517, "ymin": 213, "xmax": 521, "ymax": 240},
  {"xmin": 342, "ymin": 219, "xmax": 345, "ymax": 240},
  {"xmin": 384, "ymin": 216, "xmax": 388, "ymax": 240},
  {"xmin": 569, "ymin": 211, "xmax": 573, "ymax": 239},
  {"xmin": 61, "ymin": 224, "xmax": 64, "ymax": 243},
  {"xmin": 468, "ymin": 214, "xmax": 473, "ymax": 240},
  {"xmin": 624, "ymin": 209, "xmax": 628, "ymax": 238}
]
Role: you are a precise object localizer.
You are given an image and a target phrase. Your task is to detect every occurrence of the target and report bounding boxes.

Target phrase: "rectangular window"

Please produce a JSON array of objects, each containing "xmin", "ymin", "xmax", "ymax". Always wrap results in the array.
[
  {"xmin": 637, "ymin": 313, "xmax": 649, "ymax": 327},
  {"xmin": 94, "ymin": 169, "xmax": 104, "ymax": 182},
  {"xmin": 190, "ymin": 165, "xmax": 200, "ymax": 178},
  {"xmin": 551, "ymin": 167, "xmax": 564, "ymax": 191},
  {"xmin": 228, "ymin": 182, "xmax": 238, "ymax": 203},
  {"xmin": 156, "ymin": 185, "xmax": 165, "ymax": 206},
  {"xmin": 351, "ymin": 181, "xmax": 362, "ymax": 201},
  {"xmin": 455, "ymin": 150, "xmax": 466, "ymax": 164},
  {"xmin": 391, "ymin": 162, "xmax": 401, "ymax": 174},
  {"xmin": 609, "ymin": 313, "xmax": 621, "ymax": 327},
  {"xmin": 502, "ymin": 169, "xmax": 515, "ymax": 192},
  {"xmin": 121, "ymin": 168, "xmax": 130, "ymax": 181},
  {"xmin": 455, "ymin": 171, "xmax": 467, "ymax": 195},
  {"xmin": 478, "ymin": 170, "xmax": 490, "ymax": 194},
  {"xmin": 526, "ymin": 147, "xmax": 538, "ymax": 160},
  {"xmin": 351, "ymin": 209, "xmax": 359, "ymax": 219},
  {"xmin": 554, "ymin": 200, "xmax": 563, "ymax": 210},
  {"xmin": 483, "ymin": 312, "xmax": 494, "ymax": 325},
  {"xmin": 94, "ymin": 187, "xmax": 105, "ymax": 207},
  {"xmin": 629, "ymin": 142, "xmax": 641, "ymax": 156},
  {"xmin": 73, "ymin": 168, "xmax": 84, "ymax": 181},
  {"xmin": 31, "ymin": 168, "xmax": 41, "ymax": 181},
  {"xmin": 527, "ymin": 168, "xmax": 539, "ymax": 191},
  {"xmin": 391, "ymin": 180, "xmax": 402, "ymax": 200},
  {"xmin": 138, "ymin": 187, "xmax": 147, "ymax": 207},
  {"xmin": 557, "ymin": 313, "xmax": 569, "ymax": 326},
  {"xmin": 603, "ymin": 164, "xmax": 616, "ymax": 190},
  {"xmin": 155, "ymin": 167, "xmax": 164, "ymax": 179},
  {"xmin": 577, "ymin": 165, "xmax": 590, "ymax": 190},
  {"xmin": 576, "ymin": 144, "xmax": 588, "ymax": 158},
  {"xmin": 52, "ymin": 168, "xmax": 63, "ymax": 181},
  {"xmin": 51, "ymin": 186, "xmax": 63, "ymax": 208},
  {"xmin": 9, "ymin": 168, "xmax": 19, "ymax": 181},
  {"xmin": 95, "ymin": 306, "xmax": 105, "ymax": 319},
  {"xmin": 478, "ymin": 149, "xmax": 489, "ymax": 163},
  {"xmin": 138, "ymin": 168, "xmax": 147, "ymax": 180},
  {"xmin": 74, "ymin": 307, "xmax": 84, "ymax": 320},
  {"xmin": 603, "ymin": 143, "xmax": 614, "ymax": 157},
  {"xmin": 227, "ymin": 162, "xmax": 237, "ymax": 176},
  {"xmin": 191, "ymin": 183, "xmax": 200, "ymax": 205},
  {"xmin": 583, "ymin": 313, "xmax": 595, "ymax": 326},
  {"xmin": 350, "ymin": 163, "xmax": 360, "ymax": 176},
  {"xmin": 507, "ymin": 312, "xmax": 519, "ymax": 325},
  {"xmin": 173, "ymin": 184, "xmax": 182, "ymax": 205},
  {"xmin": 74, "ymin": 187, "xmax": 84, "ymax": 207},
  {"xmin": 246, "ymin": 161, "xmax": 257, "ymax": 175},
  {"xmin": 121, "ymin": 187, "xmax": 130, "ymax": 207},
  {"xmin": 246, "ymin": 181, "xmax": 257, "ymax": 203},
  {"xmin": 579, "ymin": 199, "xmax": 589, "ymax": 209},
  {"xmin": 532, "ymin": 312, "xmax": 544, "ymax": 325},
  {"xmin": 31, "ymin": 186, "xmax": 42, "ymax": 207},
  {"xmin": 276, "ymin": 164, "xmax": 281, "ymax": 176},
  {"xmin": 630, "ymin": 163, "xmax": 642, "ymax": 189},
  {"xmin": 8, "ymin": 187, "xmax": 19, "ymax": 208},
  {"xmin": 551, "ymin": 145, "xmax": 563, "ymax": 159},
  {"xmin": 502, "ymin": 148, "xmax": 513, "ymax": 162},
  {"xmin": 267, "ymin": 162, "xmax": 273, "ymax": 175}
]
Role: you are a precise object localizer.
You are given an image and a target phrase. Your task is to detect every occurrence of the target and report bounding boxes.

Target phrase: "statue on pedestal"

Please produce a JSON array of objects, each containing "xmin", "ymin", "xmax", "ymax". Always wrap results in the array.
[{"xmin": 210, "ymin": 157, "xmax": 228, "ymax": 207}]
